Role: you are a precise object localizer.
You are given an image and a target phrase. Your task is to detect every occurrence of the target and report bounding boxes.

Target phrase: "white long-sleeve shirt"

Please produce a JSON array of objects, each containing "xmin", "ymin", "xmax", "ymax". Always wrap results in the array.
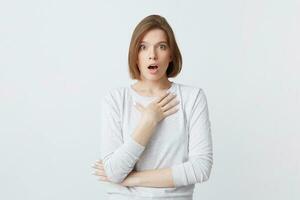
[{"xmin": 100, "ymin": 82, "xmax": 213, "ymax": 200}]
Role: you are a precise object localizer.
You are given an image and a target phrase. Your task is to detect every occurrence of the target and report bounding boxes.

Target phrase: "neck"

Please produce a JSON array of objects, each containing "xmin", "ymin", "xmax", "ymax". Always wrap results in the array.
[{"xmin": 133, "ymin": 77, "xmax": 172, "ymax": 95}]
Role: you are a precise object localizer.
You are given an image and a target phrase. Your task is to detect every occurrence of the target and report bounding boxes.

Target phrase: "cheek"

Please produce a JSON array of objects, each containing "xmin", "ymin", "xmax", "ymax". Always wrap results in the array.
[
  {"xmin": 137, "ymin": 53, "xmax": 147, "ymax": 63},
  {"xmin": 161, "ymin": 53, "xmax": 172, "ymax": 63},
  {"xmin": 137, "ymin": 58, "xmax": 147, "ymax": 71}
]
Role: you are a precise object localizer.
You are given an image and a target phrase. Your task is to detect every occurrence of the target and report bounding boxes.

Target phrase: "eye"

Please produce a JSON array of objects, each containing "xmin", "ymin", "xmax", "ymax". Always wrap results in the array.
[
  {"xmin": 139, "ymin": 44, "xmax": 146, "ymax": 51},
  {"xmin": 159, "ymin": 44, "xmax": 167, "ymax": 50}
]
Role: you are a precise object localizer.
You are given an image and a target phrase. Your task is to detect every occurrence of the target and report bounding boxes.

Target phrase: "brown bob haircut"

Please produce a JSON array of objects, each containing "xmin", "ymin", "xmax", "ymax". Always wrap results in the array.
[{"xmin": 128, "ymin": 15, "xmax": 182, "ymax": 80}]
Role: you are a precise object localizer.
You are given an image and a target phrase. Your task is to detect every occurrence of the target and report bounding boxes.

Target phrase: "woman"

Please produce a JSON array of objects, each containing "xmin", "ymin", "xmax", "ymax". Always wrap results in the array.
[{"xmin": 93, "ymin": 15, "xmax": 213, "ymax": 200}]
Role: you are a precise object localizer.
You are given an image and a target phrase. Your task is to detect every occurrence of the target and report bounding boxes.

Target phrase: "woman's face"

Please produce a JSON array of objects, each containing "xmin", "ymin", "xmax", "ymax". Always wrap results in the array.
[{"xmin": 137, "ymin": 28, "xmax": 172, "ymax": 81}]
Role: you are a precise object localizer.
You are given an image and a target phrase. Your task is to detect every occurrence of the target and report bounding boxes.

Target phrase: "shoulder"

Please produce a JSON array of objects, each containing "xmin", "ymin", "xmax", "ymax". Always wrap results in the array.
[
  {"xmin": 176, "ymin": 82, "xmax": 207, "ymax": 100},
  {"xmin": 175, "ymin": 82, "xmax": 210, "ymax": 115},
  {"xmin": 101, "ymin": 86, "xmax": 127, "ymax": 108},
  {"xmin": 103, "ymin": 86, "xmax": 126, "ymax": 99}
]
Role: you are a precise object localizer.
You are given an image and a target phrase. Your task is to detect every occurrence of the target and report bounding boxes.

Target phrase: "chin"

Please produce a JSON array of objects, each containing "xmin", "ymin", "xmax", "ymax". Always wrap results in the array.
[{"xmin": 143, "ymin": 74, "xmax": 165, "ymax": 81}]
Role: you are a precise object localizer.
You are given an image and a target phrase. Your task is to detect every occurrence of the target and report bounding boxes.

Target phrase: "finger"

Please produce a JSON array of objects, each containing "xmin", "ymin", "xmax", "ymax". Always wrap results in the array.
[
  {"xmin": 158, "ymin": 93, "xmax": 177, "ymax": 107},
  {"xmin": 92, "ymin": 164, "xmax": 104, "ymax": 170},
  {"xmin": 95, "ymin": 160, "xmax": 102, "ymax": 165},
  {"xmin": 93, "ymin": 161, "xmax": 104, "ymax": 168},
  {"xmin": 98, "ymin": 176, "xmax": 109, "ymax": 181},
  {"xmin": 163, "ymin": 106, "xmax": 179, "ymax": 117},
  {"xmin": 93, "ymin": 169, "xmax": 106, "ymax": 176},
  {"xmin": 162, "ymin": 99, "xmax": 180, "ymax": 112},
  {"xmin": 153, "ymin": 91, "xmax": 170, "ymax": 104},
  {"xmin": 95, "ymin": 161, "xmax": 104, "ymax": 166}
]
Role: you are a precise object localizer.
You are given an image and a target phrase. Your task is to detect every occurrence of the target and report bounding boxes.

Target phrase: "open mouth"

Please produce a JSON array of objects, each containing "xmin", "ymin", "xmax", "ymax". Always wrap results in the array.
[
  {"xmin": 148, "ymin": 65, "xmax": 158, "ymax": 69},
  {"xmin": 148, "ymin": 65, "xmax": 159, "ymax": 74}
]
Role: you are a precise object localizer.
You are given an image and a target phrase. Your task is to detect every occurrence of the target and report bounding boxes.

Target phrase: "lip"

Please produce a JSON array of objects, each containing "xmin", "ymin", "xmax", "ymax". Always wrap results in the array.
[
  {"xmin": 148, "ymin": 65, "xmax": 159, "ymax": 74},
  {"xmin": 148, "ymin": 63, "xmax": 159, "ymax": 67}
]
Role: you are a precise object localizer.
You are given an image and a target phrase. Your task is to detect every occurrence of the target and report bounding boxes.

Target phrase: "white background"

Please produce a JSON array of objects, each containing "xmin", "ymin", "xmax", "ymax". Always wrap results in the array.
[{"xmin": 0, "ymin": 0, "xmax": 299, "ymax": 199}]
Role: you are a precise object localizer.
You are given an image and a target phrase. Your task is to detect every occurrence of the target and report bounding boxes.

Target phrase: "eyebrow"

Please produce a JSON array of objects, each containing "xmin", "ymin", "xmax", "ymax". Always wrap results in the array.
[{"xmin": 140, "ymin": 41, "xmax": 168, "ymax": 45}]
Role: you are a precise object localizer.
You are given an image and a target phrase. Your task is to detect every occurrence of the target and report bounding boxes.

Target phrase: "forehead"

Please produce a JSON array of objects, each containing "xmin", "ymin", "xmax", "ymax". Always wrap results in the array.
[{"xmin": 141, "ymin": 29, "xmax": 168, "ymax": 43}]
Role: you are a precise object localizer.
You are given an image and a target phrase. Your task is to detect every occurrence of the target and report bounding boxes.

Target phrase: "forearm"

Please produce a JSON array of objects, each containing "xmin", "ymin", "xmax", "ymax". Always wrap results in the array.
[
  {"xmin": 121, "ymin": 154, "xmax": 213, "ymax": 188},
  {"xmin": 132, "ymin": 118, "xmax": 157, "ymax": 147},
  {"xmin": 121, "ymin": 167, "xmax": 175, "ymax": 188},
  {"xmin": 102, "ymin": 118, "xmax": 156, "ymax": 183}
]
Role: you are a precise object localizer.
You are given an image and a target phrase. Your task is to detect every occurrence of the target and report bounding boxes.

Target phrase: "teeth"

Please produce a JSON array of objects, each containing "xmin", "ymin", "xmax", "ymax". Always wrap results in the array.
[{"xmin": 148, "ymin": 65, "xmax": 158, "ymax": 69}]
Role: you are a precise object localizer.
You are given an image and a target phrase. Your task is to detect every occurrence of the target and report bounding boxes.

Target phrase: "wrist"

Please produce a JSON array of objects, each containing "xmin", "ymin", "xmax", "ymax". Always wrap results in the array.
[
  {"xmin": 121, "ymin": 171, "xmax": 140, "ymax": 187},
  {"xmin": 140, "ymin": 117, "xmax": 157, "ymax": 128}
]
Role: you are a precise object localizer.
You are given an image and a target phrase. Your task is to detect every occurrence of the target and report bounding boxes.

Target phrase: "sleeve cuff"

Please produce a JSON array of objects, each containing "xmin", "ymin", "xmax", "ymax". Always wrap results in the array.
[
  {"xmin": 171, "ymin": 164, "xmax": 188, "ymax": 187},
  {"xmin": 122, "ymin": 136, "xmax": 146, "ymax": 159}
]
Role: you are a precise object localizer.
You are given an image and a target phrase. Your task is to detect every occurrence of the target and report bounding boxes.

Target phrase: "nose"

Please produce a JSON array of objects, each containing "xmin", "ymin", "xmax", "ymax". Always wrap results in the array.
[{"xmin": 148, "ymin": 46, "xmax": 157, "ymax": 60}]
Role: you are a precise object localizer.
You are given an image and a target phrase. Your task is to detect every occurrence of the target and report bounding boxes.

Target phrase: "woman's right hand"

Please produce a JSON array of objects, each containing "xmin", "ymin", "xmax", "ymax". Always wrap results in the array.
[{"xmin": 134, "ymin": 92, "xmax": 180, "ymax": 125}]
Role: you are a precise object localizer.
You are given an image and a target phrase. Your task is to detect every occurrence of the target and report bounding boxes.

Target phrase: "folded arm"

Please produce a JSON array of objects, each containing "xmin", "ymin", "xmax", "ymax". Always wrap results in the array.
[
  {"xmin": 97, "ymin": 89, "xmax": 213, "ymax": 188},
  {"xmin": 100, "ymin": 91, "xmax": 158, "ymax": 184},
  {"xmin": 171, "ymin": 89, "xmax": 213, "ymax": 187},
  {"xmin": 126, "ymin": 89, "xmax": 213, "ymax": 187},
  {"xmin": 100, "ymin": 92, "xmax": 145, "ymax": 183}
]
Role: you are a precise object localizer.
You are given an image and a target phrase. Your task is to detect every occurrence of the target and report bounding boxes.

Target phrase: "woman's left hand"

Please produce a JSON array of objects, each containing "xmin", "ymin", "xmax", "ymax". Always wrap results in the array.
[
  {"xmin": 92, "ymin": 160, "xmax": 109, "ymax": 182},
  {"xmin": 92, "ymin": 160, "xmax": 138, "ymax": 187}
]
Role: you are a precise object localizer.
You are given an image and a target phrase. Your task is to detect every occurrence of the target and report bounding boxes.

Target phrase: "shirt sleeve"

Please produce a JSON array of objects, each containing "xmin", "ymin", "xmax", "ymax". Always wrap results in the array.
[
  {"xmin": 100, "ymin": 90, "xmax": 145, "ymax": 184},
  {"xmin": 171, "ymin": 89, "xmax": 213, "ymax": 187}
]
